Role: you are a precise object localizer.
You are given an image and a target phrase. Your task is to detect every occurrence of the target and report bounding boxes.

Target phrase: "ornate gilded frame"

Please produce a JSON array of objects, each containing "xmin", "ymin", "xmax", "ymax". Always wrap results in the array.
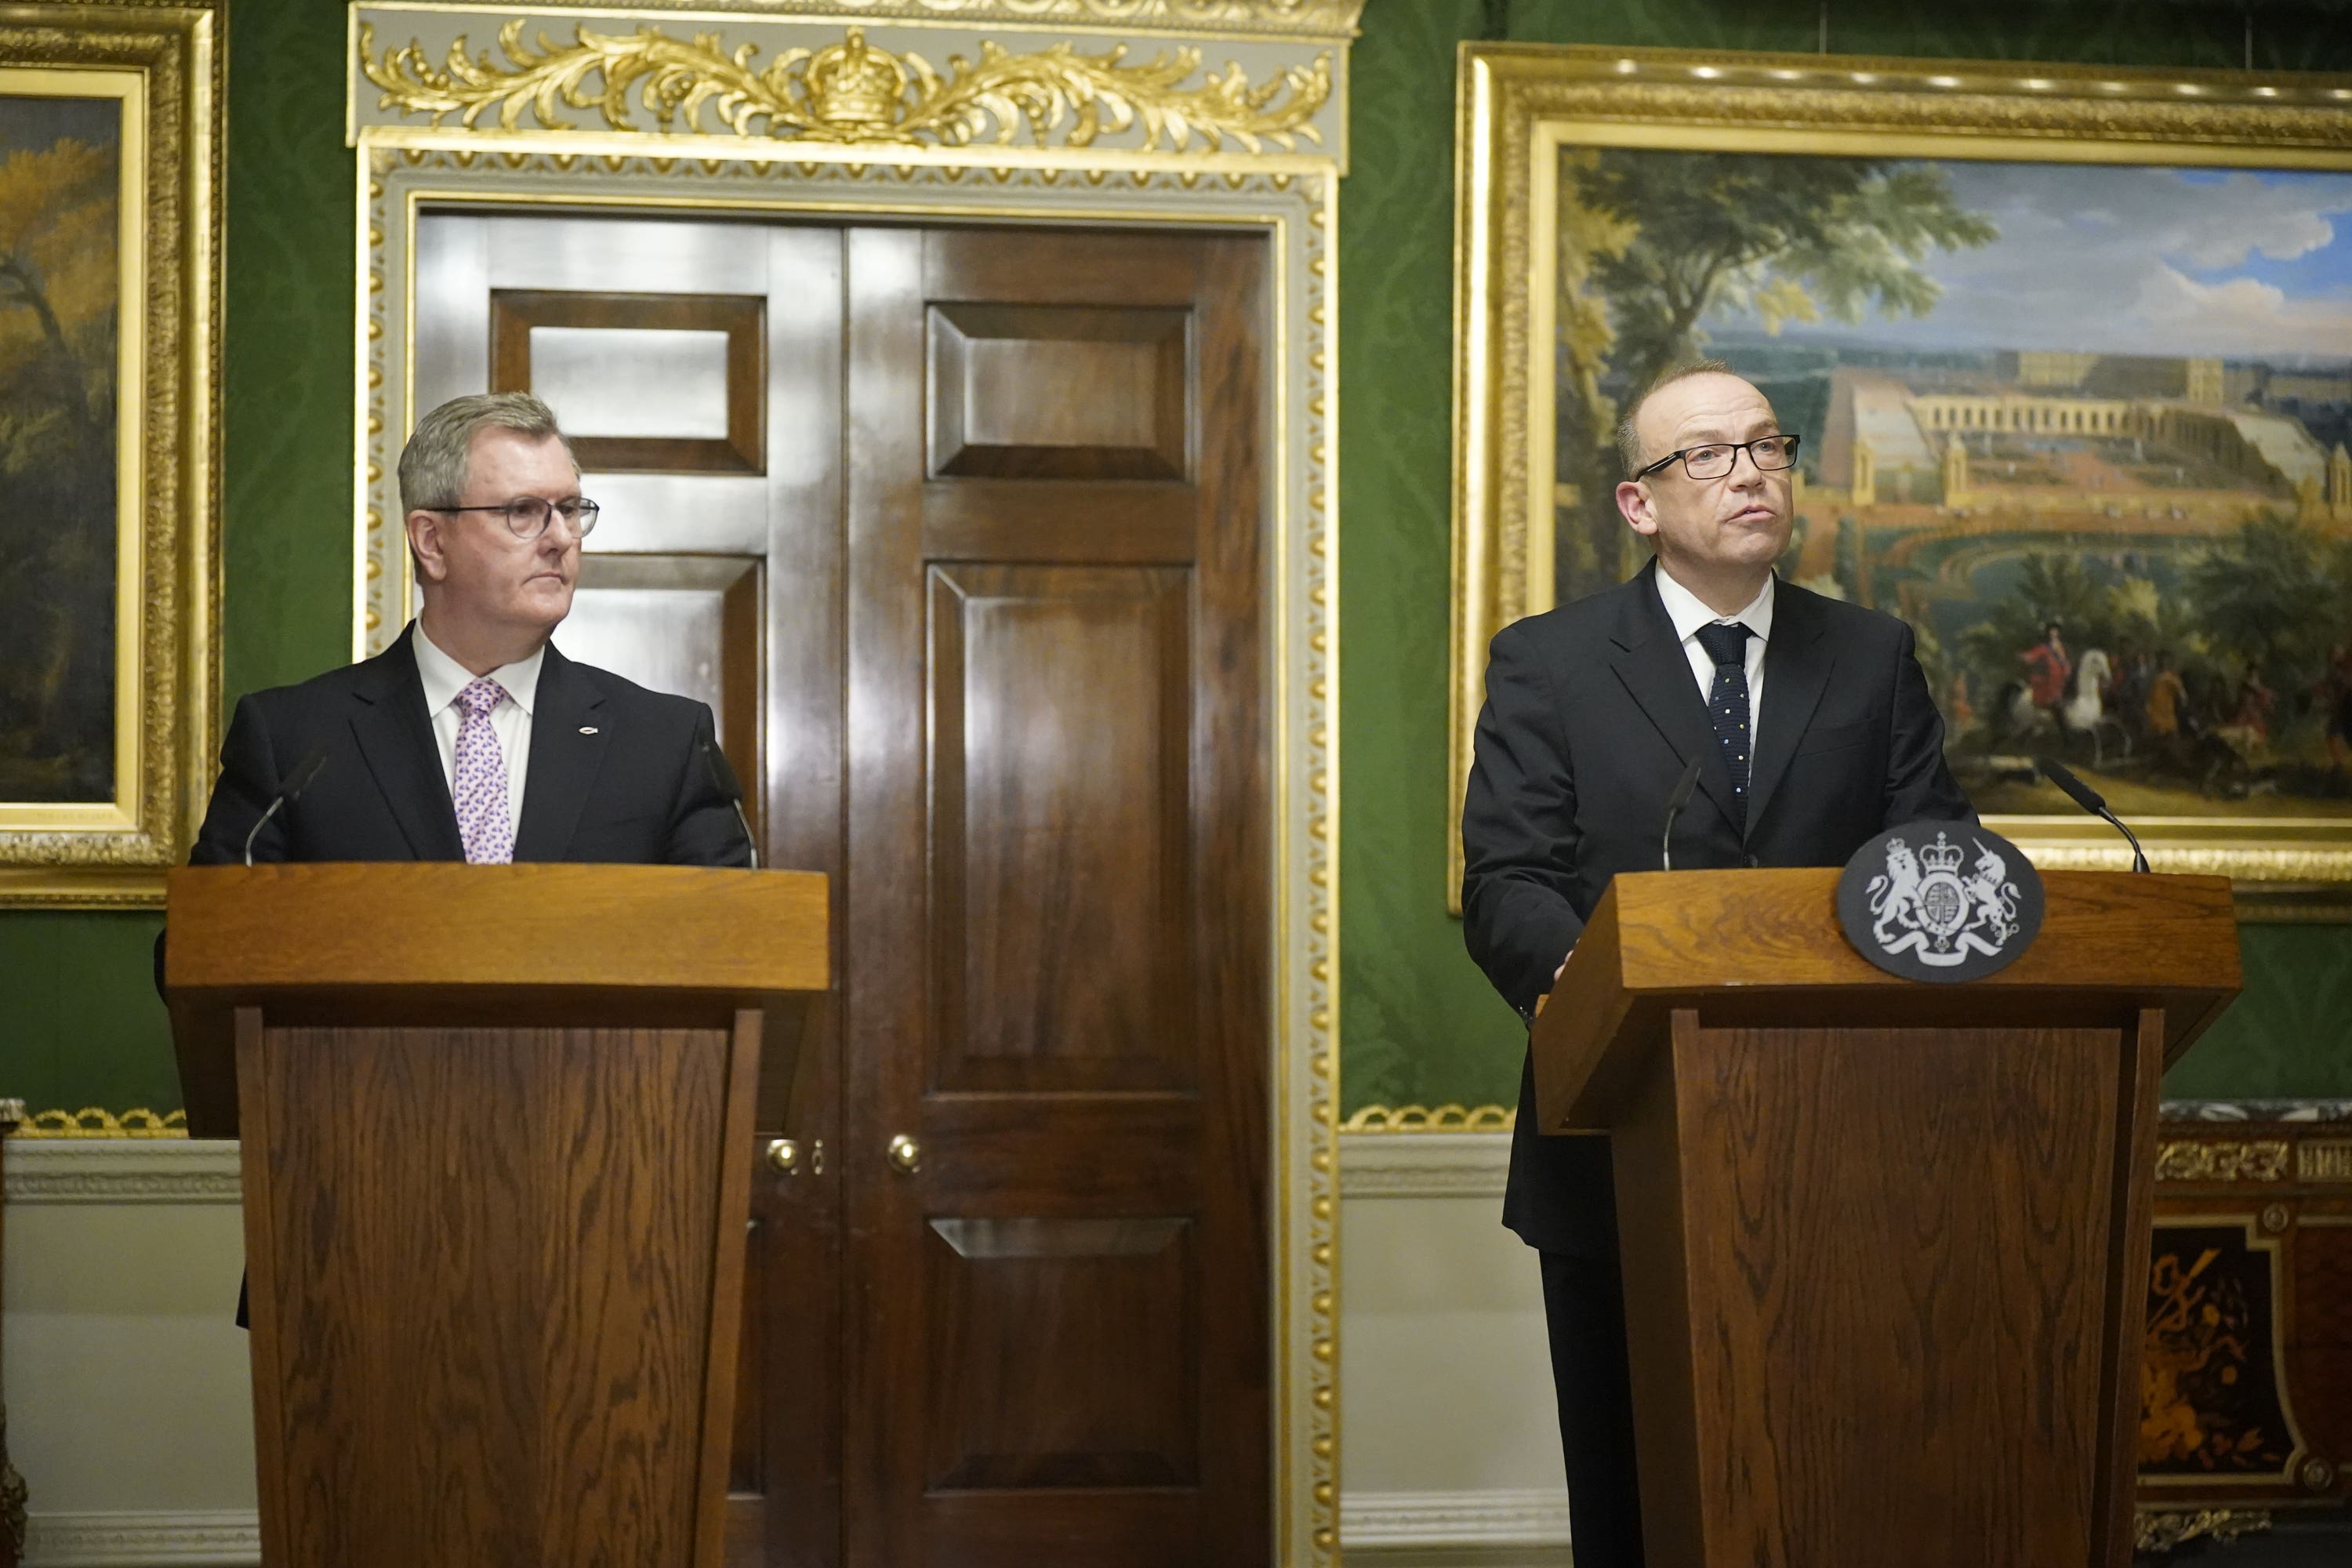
[
  {"xmin": 348, "ymin": 4, "xmax": 1349, "ymax": 1561},
  {"xmin": 1451, "ymin": 43, "xmax": 2352, "ymax": 912},
  {"xmin": 0, "ymin": 2, "xmax": 220, "ymax": 908}
]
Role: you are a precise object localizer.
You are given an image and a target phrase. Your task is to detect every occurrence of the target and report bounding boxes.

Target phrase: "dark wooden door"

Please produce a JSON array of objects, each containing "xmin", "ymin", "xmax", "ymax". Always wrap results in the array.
[
  {"xmin": 413, "ymin": 212, "xmax": 1272, "ymax": 1566},
  {"xmin": 840, "ymin": 226, "xmax": 1271, "ymax": 1568}
]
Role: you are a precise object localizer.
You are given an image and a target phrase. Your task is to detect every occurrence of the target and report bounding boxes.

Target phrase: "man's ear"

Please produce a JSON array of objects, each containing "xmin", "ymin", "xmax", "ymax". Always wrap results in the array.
[
  {"xmin": 405, "ymin": 510, "xmax": 448, "ymax": 583},
  {"xmin": 1614, "ymin": 478, "xmax": 1659, "ymax": 538}
]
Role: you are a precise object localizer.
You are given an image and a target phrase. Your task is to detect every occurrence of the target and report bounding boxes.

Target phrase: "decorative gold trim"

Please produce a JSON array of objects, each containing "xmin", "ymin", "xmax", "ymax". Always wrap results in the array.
[
  {"xmin": 2133, "ymin": 1507, "xmax": 2273, "ymax": 1552},
  {"xmin": 359, "ymin": 20, "xmax": 1328, "ymax": 151},
  {"xmin": 1449, "ymin": 43, "xmax": 2352, "ymax": 910},
  {"xmin": 1341, "ymin": 1102, "xmax": 1515, "ymax": 1134},
  {"xmin": 16, "ymin": 1106, "xmax": 189, "ymax": 1139},
  {"xmin": 0, "ymin": 8, "xmax": 223, "ymax": 909},
  {"xmin": 2297, "ymin": 1139, "xmax": 2352, "ymax": 1181},
  {"xmin": 2155, "ymin": 1139, "xmax": 2293, "ymax": 1183},
  {"xmin": 361, "ymin": 1, "xmax": 1365, "ymax": 41}
]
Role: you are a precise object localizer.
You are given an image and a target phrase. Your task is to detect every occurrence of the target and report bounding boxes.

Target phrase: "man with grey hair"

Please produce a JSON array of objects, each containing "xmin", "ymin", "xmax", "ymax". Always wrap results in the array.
[
  {"xmin": 188, "ymin": 391, "xmax": 750, "ymax": 868},
  {"xmin": 1459, "ymin": 361, "xmax": 1971, "ymax": 1563}
]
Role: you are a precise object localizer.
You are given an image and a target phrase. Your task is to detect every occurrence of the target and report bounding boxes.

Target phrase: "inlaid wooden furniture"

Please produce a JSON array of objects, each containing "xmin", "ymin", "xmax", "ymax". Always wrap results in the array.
[
  {"xmin": 164, "ymin": 863, "xmax": 826, "ymax": 1568},
  {"xmin": 2137, "ymin": 1106, "xmax": 2352, "ymax": 1543},
  {"xmin": 1534, "ymin": 867, "xmax": 2241, "ymax": 1568}
]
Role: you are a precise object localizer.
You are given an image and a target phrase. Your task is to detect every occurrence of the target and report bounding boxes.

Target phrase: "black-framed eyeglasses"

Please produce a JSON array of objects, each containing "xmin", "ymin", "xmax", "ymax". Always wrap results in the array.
[
  {"xmin": 440, "ymin": 496, "xmax": 601, "ymax": 540},
  {"xmin": 1634, "ymin": 434, "xmax": 1802, "ymax": 482}
]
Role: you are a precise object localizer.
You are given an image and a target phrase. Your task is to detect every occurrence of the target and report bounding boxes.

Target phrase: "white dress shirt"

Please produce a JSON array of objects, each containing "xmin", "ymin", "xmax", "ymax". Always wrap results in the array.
[
  {"xmin": 412, "ymin": 619, "xmax": 543, "ymax": 840},
  {"xmin": 1653, "ymin": 566, "xmax": 1773, "ymax": 746}
]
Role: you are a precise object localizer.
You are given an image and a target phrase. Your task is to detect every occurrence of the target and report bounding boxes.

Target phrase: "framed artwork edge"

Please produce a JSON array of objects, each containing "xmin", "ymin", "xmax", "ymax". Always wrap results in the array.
[
  {"xmin": 0, "ymin": 2, "xmax": 223, "ymax": 910},
  {"xmin": 1448, "ymin": 42, "xmax": 2352, "ymax": 915}
]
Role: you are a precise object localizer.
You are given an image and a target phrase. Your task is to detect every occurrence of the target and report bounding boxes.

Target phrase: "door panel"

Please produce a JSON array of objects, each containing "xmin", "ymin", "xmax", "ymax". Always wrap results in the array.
[
  {"xmin": 928, "ymin": 562, "xmax": 1194, "ymax": 1094},
  {"xmin": 926, "ymin": 302, "xmax": 1190, "ymax": 479},
  {"xmin": 846, "ymin": 224, "xmax": 1269, "ymax": 1568},
  {"xmin": 922, "ymin": 1215, "xmax": 1198, "ymax": 1490}
]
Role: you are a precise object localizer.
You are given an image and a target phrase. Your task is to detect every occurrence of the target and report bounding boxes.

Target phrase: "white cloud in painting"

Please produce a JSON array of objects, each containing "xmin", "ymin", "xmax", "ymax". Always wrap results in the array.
[
  {"xmin": 1705, "ymin": 162, "xmax": 2352, "ymax": 362},
  {"xmin": 2130, "ymin": 264, "xmax": 2352, "ymax": 357}
]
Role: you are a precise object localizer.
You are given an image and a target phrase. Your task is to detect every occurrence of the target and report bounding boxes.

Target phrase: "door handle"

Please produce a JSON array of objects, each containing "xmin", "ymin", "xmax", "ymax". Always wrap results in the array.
[{"xmin": 887, "ymin": 1134, "xmax": 921, "ymax": 1174}]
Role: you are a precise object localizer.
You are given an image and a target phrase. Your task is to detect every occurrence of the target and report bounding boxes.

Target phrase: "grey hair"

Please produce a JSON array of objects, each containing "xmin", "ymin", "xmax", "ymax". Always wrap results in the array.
[
  {"xmin": 1615, "ymin": 358, "xmax": 1733, "ymax": 479},
  {"xmin": 397, "ymin": 392, "xmax": 576, "ymax": 514}
]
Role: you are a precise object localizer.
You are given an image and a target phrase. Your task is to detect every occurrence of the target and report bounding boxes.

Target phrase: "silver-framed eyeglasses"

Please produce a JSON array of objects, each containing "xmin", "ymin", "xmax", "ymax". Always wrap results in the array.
[
  {"xmin": 440, "ymin": 496, "xmax": 601, "ymax": 540},
  {"xmin": 1634, "ymin": 434, "xmax": 1801, "ymax": 482}
]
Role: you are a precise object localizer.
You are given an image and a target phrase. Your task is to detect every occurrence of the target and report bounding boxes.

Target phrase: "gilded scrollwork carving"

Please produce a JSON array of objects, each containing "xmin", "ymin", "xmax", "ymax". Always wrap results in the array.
[
  {"xmin": 2154, "ymin": 1139, "xmax": 2293, "ymax": 1183},
  {"xmin": 2134, "ymin": 1508, "xmax": 2272, "ymax": 1552},
  {"xmin": 358, "ymin": 20, "xmax": 1330, "ymax": 151}
]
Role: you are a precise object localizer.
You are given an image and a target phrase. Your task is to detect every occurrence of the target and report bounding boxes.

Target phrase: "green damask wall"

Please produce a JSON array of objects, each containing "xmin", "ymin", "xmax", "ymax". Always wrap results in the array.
[
  {"xmin": 1334, "ymin": 0, "xmax": 2352, "ymax": 1113},
  {"xmin": 2, "ymin": 0, "xmax": 2348, "ymax": 1117}
]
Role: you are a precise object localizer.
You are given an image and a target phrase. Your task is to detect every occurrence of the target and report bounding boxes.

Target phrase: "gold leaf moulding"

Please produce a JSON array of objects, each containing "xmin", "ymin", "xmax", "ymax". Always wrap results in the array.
[
  {"xmin": 1341, "ymin": 1102, "xmax": 1515, "ymax": 1134},
  {"xmin": 15, "ymin": 1106, "xmax": 189, "ymax": 1139},
  {"xmin": 2154, "ymin": 1138, "xmax": 2292, "ymax": 1183},
  {"xmin": 358, "ymin": 20, "xmax": 1331, "ymax": 153}
]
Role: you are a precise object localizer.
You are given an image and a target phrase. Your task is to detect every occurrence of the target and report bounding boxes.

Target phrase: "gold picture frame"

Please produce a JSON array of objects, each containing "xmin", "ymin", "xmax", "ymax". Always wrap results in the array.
[
  {"xmin": 0, "ymin": 2, "xmax": 220, "ymax": 908},
  {"xmin": 1451, "ymin": 43, "xmax": 2352, "ymax": 913}
]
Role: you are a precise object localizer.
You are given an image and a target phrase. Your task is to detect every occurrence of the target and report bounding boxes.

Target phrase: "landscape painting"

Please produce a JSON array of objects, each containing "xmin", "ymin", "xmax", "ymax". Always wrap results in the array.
[
  {"xmin": 0, "ymin": 89, "xmax": 119, "ymax": 805},
  {"xmin": 1552, "ymin": 149, "xmax": 2352, "ymax": 820}
]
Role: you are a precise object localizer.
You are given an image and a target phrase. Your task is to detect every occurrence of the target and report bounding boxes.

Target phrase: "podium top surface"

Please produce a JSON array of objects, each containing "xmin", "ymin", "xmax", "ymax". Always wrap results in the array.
[
  {"xmin": 166, "ymin": 862, "xmax": 829, "ymax": 1000},
  {"xmin": 165, "ymin": 864, "xmax": 831, "ymax": 1140},
  {"xmin": 1536, "ymin": 868, "xmax": 2240, "ymax": 1131}
]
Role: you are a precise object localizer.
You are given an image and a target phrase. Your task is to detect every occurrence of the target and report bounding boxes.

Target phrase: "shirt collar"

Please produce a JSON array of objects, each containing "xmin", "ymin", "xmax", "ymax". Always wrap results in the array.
[
  {"xmin": 1653, "ymin": 564, "xmax": 1775, "ymax": 647},
  {"xmin": 411, "ymin": 619, "xmax": 546, "ymax": 717}
]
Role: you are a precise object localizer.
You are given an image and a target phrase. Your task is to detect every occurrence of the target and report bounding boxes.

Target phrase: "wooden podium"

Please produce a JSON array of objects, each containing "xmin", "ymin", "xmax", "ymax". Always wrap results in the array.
[
  {"xmin": 164, "ymin": 863, "xmax": 828, "ymax": 1568},
  {"xmin": 1534, "ymin": 868, "xmax": 2241, "ymax": 1567}
]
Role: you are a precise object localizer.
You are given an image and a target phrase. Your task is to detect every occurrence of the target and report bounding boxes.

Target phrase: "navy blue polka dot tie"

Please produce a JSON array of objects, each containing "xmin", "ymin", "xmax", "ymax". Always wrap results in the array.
[{"xmin": 1694, "ymin": 621, "xmax": 1754, "ymax": 832}]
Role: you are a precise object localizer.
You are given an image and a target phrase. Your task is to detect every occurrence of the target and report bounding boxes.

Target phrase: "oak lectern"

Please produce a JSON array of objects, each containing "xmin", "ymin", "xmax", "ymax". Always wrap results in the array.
[
  {"xmin": 1535, "ymin": 867, "xmax": 2240, "ymax": 1568},
  {"xmin": 165, "ymin": 863, "xmax": 829, "ymax": 1568}
]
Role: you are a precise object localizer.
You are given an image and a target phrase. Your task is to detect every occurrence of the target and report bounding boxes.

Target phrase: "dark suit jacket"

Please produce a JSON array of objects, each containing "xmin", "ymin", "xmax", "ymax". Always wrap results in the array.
[
  {"xmin": 1461, "ymin": 561, "xmax": 1972, "ymax": 1256},
  {"xmin": 189, "ymin": 624, "xmax": 750, "ymax": 868}
]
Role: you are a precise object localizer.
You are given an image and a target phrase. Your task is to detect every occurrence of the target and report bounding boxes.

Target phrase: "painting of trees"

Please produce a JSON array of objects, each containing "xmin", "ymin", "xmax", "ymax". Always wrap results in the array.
[
  {"xmin": 0, "ymin": 96, "xmax": 119, "ymax": 803},
  {"xmin": 1552, "ymin": 151, "xmax": 1997, "ymax": 601}
]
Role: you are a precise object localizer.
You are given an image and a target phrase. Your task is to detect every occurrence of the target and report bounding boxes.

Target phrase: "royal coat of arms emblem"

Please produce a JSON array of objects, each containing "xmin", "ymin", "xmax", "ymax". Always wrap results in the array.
[{"xmin": 1836, "ymin": 822, "xmax": 2045, "ymax": 982}]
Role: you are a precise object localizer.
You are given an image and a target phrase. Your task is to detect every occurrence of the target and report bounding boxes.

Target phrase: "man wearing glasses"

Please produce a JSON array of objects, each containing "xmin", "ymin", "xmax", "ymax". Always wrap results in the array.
[
  {"xmin": 189, "ymin": 392, "xmax": 749, "ymax": 869},
  {"xmin": 1459, "ymin": 361, "xmax": 1969, "ymax": 1565}
]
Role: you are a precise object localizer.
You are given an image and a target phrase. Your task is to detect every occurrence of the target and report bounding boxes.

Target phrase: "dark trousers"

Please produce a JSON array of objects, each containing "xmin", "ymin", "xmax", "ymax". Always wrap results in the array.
[{"xmin": 1539, "ymin": 1247, "xmax": 1646, "ymax": 1568}]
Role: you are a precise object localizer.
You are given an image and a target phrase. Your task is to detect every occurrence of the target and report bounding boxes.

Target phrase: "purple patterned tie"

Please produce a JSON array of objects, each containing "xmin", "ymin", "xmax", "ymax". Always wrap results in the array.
[{"xmin": 452, "ymin": 677, "xmax": 514, "ymax": 865}]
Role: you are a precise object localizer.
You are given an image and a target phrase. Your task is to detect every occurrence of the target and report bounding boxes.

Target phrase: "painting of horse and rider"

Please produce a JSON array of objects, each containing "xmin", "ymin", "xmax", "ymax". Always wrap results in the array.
[{"xmin": 1549, "ymin": 147, "xmax": 2352, "ymax": 819}]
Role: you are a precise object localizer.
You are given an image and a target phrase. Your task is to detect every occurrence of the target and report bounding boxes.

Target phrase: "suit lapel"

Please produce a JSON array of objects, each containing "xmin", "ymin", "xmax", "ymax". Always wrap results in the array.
[
  {"xmin": 1744, "ymin": 583, "xmax": 1837, "ymax": 837},
  {"xmin": 514, "ymin": 644, "xmax": 610, "ymax": 862},
  {"xmin": 346, "ymin": 627, "xmax": 465, "ymax": 860},
  {"xmin": 1607, "ymin": 561, "xmax": 1741, "ymax": 826}
]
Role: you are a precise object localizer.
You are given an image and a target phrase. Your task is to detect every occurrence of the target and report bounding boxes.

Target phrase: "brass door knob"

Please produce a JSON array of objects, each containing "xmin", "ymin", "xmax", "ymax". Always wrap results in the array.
[
  {"xmin": 765, "ymin": 1137, "xmax": 801, "ymax": 1174},
  {"xmin": 887, "ymin": 1134, "xmax": 921, "ymax": 1174}
]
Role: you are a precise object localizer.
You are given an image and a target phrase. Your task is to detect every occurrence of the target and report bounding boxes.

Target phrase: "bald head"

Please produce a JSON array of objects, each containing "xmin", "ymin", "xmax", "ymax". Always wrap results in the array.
[{"xmin": 1618, "ymin": 360, "xmax": 1750, "ymax": 477}]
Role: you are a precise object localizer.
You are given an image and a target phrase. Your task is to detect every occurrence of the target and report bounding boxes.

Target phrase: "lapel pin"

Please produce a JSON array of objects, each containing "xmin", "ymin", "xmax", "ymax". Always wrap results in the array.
[{"xmin": 579, "ymin": 725, "xmax": 598, "ymax": 735}]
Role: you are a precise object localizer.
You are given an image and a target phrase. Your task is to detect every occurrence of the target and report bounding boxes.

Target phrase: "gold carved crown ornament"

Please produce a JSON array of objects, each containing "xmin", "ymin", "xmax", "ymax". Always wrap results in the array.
[{"xmin": 359, "ymin": 21, "xmax": 1331, "ymax": 151}]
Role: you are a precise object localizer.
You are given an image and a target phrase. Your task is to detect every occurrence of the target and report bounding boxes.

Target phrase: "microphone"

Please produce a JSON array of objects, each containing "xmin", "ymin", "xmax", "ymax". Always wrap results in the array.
[
  {"xmin": 700, "ymin": 741, "xmax": 760, "ymax": 871},
  {"xmin": 242, "ymin": 746, "xmax": 331, "ymax": 866},
  {"xmin": 1660, "ymin": 755, "xmax": 1703, "ymax": 873},
  {"xmin": 2036, "ymin": 756, "xmax": 2149, "ymax": 873}
]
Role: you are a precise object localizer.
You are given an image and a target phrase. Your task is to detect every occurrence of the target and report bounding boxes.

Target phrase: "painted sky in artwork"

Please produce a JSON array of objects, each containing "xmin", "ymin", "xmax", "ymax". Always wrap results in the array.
[
  {"xmin": 1705, "ymin": 160, "xmax": 2352, "ymax": 365},
  {"xmin": 0, "ymin": 94, "xmax": 117, "ymax": 159}
]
